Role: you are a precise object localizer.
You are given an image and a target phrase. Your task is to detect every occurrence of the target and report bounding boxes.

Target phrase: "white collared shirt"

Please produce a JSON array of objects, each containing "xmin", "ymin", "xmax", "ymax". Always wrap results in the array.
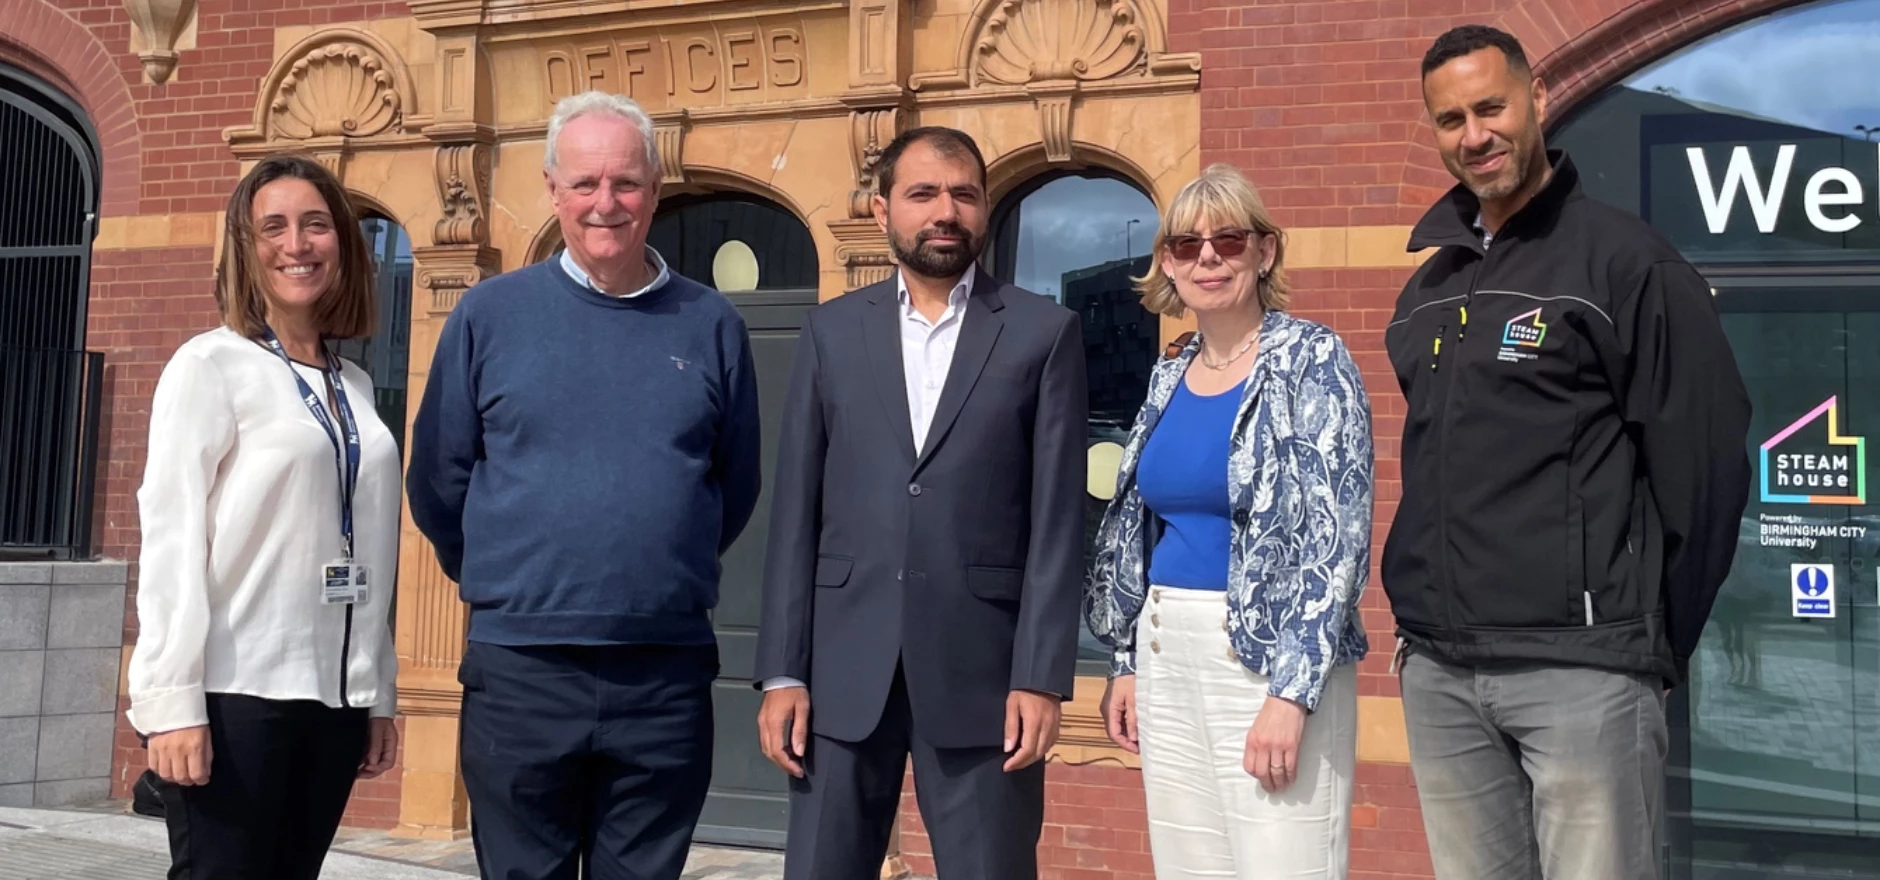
[
  {"xmin": 761, "ymin": 268, "xmax": 974, "ymax": 693},
  {"xmin": 897, "ymin": 269, "xmax": 974, "ymax": 453},
  {"xmin": 559, "ymin": 246, "xmax": 672, "ymax": 297}
]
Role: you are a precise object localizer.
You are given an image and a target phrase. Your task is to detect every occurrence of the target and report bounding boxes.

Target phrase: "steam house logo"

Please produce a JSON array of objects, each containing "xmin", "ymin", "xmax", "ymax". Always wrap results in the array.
[{"xmin": 1761, "ymin": 396, "xmax": 1867, "ymax": 505}]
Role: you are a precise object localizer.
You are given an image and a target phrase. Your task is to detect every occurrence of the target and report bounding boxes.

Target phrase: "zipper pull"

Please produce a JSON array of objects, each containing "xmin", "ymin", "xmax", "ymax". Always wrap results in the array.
[
  {"xmin": 1431, "ymin": 324, "xmax": 1446, "ymax": 372},
  {"xmin": 1458, "ymin": 306, "xmax": 1468, "ymax": 342}
]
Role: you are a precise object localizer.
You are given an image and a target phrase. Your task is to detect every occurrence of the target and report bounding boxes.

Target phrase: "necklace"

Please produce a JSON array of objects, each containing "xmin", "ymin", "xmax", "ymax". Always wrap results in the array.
[{"xmin": 1198, "ymin": 328, "xmax": 1260, "ymax": 370}]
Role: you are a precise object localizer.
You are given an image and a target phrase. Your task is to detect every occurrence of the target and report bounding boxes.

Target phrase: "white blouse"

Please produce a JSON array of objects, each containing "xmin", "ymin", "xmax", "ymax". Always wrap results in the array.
[{"xmin": 127, "ymin": 326, "xmax": 401, "ymax": 735}]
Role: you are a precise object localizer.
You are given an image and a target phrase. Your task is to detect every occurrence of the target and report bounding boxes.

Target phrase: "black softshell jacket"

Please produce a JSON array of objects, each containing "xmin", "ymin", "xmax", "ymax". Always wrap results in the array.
[{"xmin": 1382, "ymin": 150, "xmax": 1752, "ymax": 685}]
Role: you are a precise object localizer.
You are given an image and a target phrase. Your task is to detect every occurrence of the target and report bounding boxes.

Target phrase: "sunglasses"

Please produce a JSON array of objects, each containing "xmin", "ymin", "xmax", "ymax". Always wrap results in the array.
[{"xmin": 1163, "ymin": 228, "xmax": 1257, "ymax": 262}]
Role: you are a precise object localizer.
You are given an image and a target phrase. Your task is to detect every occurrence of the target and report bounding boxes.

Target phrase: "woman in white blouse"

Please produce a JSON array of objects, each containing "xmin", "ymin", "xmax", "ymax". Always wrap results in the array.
[{"xmin": 127, "ymin": 153, "xmax": 401, "ymax": 880}]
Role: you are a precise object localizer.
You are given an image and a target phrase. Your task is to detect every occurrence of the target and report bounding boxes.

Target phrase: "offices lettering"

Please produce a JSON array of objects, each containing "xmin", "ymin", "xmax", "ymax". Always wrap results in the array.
[{"xmin": 542, "ymin": 27, "xmax": 807, "ymax": 108}]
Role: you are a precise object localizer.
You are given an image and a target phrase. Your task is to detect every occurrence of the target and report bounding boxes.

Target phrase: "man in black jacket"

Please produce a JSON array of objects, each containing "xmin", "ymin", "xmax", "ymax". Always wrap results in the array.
[{"xmin": 1383, "ymin": 25, "xmax": 1752, "ymax": 880}]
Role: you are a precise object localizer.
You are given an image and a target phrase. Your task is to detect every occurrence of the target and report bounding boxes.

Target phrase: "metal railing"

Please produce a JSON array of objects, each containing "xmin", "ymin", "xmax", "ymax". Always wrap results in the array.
[{"xmin": 0, "ymin": 346, "xmax": 103, "ymax": 559}]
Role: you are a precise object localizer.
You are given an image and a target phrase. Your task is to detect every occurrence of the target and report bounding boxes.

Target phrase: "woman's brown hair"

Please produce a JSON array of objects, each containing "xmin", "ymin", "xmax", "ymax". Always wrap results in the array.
[{"xmin": 215, "ymin": 153, "xmax": 376, "ymax": 340}]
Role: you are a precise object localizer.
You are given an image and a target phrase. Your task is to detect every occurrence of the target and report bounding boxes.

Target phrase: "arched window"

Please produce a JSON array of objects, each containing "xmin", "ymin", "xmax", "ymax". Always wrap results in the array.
[
  {"xmin": 331, "ymin": 214, "xmax": 412, "ymax": 452},
  {"xmin": 989, "ymin": 171, "xmax": 1160, "ymax": 672},
  {"xmin": 1552, "ymin": 2, "xmax": 1880, "ymax": 875},
  {"xmin": 1552, "ymin": 0, "xmax": 1880, "ymax": 264},
  {"xmin": 1, "ymin": 61, "xmax": 102, "ymax": 558},
  {"xmin": 527, "ymin": 192, "xmax": 820, "ymax": 292},
  {"xmin": 647, "ymin": 193, "xmax": 818, "ymax": 292}
]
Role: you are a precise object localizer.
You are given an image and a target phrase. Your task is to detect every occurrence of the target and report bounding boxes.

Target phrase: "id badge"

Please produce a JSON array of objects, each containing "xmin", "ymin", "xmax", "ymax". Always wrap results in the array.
[{"xmin": 322, "ymin": 561, "xmax": 370, "ymax": 605}]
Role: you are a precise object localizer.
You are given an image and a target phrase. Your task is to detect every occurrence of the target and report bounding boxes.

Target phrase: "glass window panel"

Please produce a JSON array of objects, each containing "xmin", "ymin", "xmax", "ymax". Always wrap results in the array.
[
  {"xmin": 648, "ymin": 195, "xmax": 818, "ymax": 291},
  {"xmin": 332, "ymin": 215, "xmax": 412, "ymax": 452},
  {"xmin": 1553, "ymin": 3, "xmax": 1880, "ymax": 875},
  {"xmin": 990, "ymin": 173, "xmax": 1161, "ymax": 674},
  {"xmin": 1552, "ymin": 0, "xmax": 1880, "ymax": 264}
]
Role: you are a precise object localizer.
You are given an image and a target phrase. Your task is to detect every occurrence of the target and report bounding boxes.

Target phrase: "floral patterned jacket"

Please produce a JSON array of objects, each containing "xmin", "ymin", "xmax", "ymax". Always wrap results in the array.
[{"xmin": 1083, "ymin": 309, "xmax": 1374, "ymax": 712}]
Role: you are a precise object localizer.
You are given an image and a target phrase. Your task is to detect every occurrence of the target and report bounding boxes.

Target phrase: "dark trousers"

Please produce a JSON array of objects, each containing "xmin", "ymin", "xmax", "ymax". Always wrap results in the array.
[
  {"xmin": 157, "ymin": 693, "xmax": 368, "ymax": 880},
  {"xmin": 782, "ymin": 664, "xmax": 1045, "ymax": 880},
  {"xmin": 459, "ymin": 641, "xmax": 717, "ymax": 880}
]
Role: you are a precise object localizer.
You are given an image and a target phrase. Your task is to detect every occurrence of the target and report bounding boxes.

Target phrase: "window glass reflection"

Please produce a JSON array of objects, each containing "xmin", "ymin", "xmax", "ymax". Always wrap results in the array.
[
  {"xmin": 1554, "ymin": 1, "xmax": 1880, "ymax": 876},
  {"xmin": 1553, "ymin": 0, "xmax": 1880, "ymax": 263},
  {"xmin": 333, "ymin": 216, "xmax": 412, "ymax": 452},
  {"xmin": 991, "ymin": 172, "xmax": 1161, "ymax": 672},
  {"xmin": 648, "ymin": 195, "xmax": 818, "ymax": 291}
]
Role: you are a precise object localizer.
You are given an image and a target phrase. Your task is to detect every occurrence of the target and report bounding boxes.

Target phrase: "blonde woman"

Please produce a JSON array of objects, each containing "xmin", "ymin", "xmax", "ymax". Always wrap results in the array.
[
  {"xmin": 127, "ymin": 153, "xmax": 400, "ymax": 880},
  {"xmin": 1085, "ymin": 163, "xmax": 1374, "ymax": 878}
]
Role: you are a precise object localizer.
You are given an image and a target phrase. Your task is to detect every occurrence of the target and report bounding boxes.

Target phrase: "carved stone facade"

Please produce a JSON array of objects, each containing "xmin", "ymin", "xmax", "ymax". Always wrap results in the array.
[{"xmin": 219, "ymin": 0, "xmax": 1199, "ymax": 843}]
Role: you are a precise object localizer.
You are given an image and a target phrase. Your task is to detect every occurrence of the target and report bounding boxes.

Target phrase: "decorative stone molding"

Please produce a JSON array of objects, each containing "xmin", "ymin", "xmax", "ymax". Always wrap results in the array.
[
  {"xmin": 828, "ymin": 218, "xmax": 894, "ymax": 291},
  {"xmin": 432, "ymin": 143, "xmax": 491, "ymax": 246},
  {"xmin": 413, "ymin": 245, "xmax": 500, "ymax": 315},
  {"xmin": 911, "ymin": 0, "xmax": 1198, "ymax": 92},
  {"xmin": 1030, "ymin": 82, "xmax": 1075, "ymax": 164},
  {"xmin": 845, "ymin": 103, "xmax": 902, "ymax": 219},
  {"xmin": 226, "ymin": 29, "xmax": 424, "ymax": 151},
  {"xmin": 120, "ymin": 0, "xmax": 195, "ymax": 84},
  {"xmin": 650, "ymin": 110, "xmax": 688, "ymax": 186},
  {"xmin": 979, "ymin": 0, "xmax": 1144, "ymax": 86}
]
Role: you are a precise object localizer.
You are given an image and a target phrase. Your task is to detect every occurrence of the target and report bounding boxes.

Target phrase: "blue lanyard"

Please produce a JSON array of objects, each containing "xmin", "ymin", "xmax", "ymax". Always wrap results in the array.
[{"xmin": 260, "ymin": 326, "xmax": 361, "ymax": 561}]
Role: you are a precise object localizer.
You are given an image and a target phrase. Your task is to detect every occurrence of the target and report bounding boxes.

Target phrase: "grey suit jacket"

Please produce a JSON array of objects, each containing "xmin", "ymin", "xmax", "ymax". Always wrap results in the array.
[{"xmin": 753, "ymin": 267, "xmax": 1089, "ymax": 748}]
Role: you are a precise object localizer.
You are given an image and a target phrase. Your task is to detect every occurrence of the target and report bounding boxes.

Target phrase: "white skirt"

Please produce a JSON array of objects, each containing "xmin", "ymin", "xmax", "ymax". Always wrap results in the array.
[{"xmin": 1136, "ymin": 585, "xmax": 1357, "ymax": 879}]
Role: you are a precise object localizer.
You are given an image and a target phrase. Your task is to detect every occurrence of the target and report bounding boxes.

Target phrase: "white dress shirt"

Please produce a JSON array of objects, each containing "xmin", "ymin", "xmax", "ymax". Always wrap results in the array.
[
  {"xmin": 898, "ymin": 270, "xmax": 974, "ymax": 453},
  {"xmin": 763, "ymin": 269, "xmax": 976, "ymax": 693},
  {"xmin": 128, "ymin": 327, "xmax": 402, "ymax": 733},
  {"xmin": 560, "ymin": 246, "xmax": 671, "ymax": 297}
]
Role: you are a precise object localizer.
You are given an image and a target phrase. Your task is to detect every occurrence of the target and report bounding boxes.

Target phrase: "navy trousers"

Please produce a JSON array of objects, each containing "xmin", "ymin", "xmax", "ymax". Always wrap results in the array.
[
  {"xmin": 459, "ymin": 641, "xmax": 717, "ymax": 880},
  {"xmin": 782, "ymin": 664, "xmax": 1046, "ymax": 880}
]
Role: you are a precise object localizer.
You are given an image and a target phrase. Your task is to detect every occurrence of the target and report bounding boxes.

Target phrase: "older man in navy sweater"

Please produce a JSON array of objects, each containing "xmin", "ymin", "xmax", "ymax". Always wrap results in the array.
[{"xmin": 406, "ymin": 90, "xmax": 761, "ymax": 880}]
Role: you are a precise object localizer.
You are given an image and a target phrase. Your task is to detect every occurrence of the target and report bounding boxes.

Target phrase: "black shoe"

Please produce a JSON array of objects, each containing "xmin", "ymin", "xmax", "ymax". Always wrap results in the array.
[{"xmin": 131, "ymin": 769, "xmax": 165, "ymax": 818}]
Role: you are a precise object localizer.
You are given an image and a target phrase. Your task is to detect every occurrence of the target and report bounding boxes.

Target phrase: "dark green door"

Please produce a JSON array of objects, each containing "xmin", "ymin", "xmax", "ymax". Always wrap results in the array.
[
  {"xmin": 697, "ymin": 287, "xmax": 815, "ymax": 848},
  {"xmin": 645, "ymin": 192, "xmax": 821, "ymax": 848}
]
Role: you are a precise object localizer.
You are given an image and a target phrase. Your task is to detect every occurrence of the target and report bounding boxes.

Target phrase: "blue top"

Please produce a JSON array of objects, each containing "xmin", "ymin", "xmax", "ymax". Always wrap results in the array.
[
  {"xmin": 406, "ymin": 257, "xmax": 763, "ymax": 647},
  {"xmin": 1138, "ymin": 377, "xmax": 1244, "ymax": 591}
]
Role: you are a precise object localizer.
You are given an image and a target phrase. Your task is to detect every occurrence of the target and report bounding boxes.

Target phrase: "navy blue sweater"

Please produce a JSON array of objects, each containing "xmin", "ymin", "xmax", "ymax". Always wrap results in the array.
[{"xmin": 406, "ymin": 259, "xmax": 762, "ymax": 646}]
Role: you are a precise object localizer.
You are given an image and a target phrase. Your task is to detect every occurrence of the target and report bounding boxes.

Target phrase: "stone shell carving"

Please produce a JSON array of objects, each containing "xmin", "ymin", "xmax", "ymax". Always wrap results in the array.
[
  {"xmin": 226, "ymin": 29, "xmax": 419, "ymax": 147},
  {"xmin": 911, "ymin": 0, "xmax": 1196, "ymax": 92},
  {"xmin": 272, "ymin": 44, "xmax": 401, "ymax": 139},
  {"xmin": 976, "ymin": 0, "xmax": 1146, "ymax": 86}
]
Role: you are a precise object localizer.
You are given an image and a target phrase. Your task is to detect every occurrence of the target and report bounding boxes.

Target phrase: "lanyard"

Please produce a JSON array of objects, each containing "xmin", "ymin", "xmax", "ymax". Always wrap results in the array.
[{"xmin": 260, "ymin": 326, "xmax": 361, "ymax": 561}]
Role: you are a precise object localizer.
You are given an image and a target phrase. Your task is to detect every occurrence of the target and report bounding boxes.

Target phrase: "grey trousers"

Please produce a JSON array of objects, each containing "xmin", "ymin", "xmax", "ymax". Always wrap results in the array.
[{"xmin": 1399, "ymin": 650, "xmax": 1668, "ymax": 880}]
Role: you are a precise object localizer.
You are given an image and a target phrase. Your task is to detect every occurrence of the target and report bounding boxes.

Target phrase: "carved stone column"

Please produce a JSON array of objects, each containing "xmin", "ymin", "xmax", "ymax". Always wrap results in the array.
[
  {"xmin": 390, "ymin": 9, "xmax": 498, "ymax": 835},
  {"xmin": 832, "ymin": 0, "xmax": 911, "ymax": 295},
  {"xmin": 828, "ymin": 218, "xmax": 894, "ymax": 292},
  {"xmin": 392, "ymin": 243, "xmax": 497, "ymax": 840}
]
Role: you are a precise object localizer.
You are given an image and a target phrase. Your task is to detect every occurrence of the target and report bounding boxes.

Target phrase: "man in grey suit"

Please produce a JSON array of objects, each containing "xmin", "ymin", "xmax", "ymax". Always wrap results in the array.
[{"xmin": 753, "ymin": 126, "xmax": 1088, "ymax": 879}]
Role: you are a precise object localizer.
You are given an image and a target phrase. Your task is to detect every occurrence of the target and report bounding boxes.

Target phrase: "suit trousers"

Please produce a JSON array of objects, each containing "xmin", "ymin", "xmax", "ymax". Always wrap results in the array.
[
  {"xmin": 1137, "ymin": 586, "xmax": 1358, "ymax": 879},
  {"xmin": 156, "ymin": 693, "xmax": 368, "ymax": 880},
  {"xmin": 782, "ymin": 662, "xmax": 1046, "ymax": 880},
  {"xmin": 459, "ymin": 641, "xmax": 717, "ymax": 880},
  {"xmin": 1399, "ymin": 650, "xmax": 1666, "ymax": 880}
]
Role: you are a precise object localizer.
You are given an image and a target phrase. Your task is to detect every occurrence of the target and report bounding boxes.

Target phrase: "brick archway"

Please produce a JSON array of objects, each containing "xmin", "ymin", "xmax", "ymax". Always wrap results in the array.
[
  {"xmin": 1394, "ymin": 0, "xmax": 1815, "ymax": 215},
  {"xmin": 1523, "ymin": 0, "xmax": 1812, "ymax": 115},
  {"xmin": 0, "ymin": 0, "xmax": 141, "ymax": 218}
]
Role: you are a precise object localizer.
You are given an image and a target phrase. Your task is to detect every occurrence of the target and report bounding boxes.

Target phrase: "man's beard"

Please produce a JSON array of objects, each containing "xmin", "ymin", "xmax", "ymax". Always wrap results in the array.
[
  {"xmin": 890, "ymin": 223, "xmax": 981, "ymax": 279},
  {"xmin": 1457, "ymin": 134, "xmax": 1533, "ymax": 203}
]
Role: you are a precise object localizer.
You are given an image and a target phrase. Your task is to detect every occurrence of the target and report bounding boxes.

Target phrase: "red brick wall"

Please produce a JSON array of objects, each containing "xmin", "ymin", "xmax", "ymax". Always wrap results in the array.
[
  {"xmin": 5, "ymin": 0, "xmax": 407, "ymax": 828},
  {"xmin": 898, "ymin": 764, "xmax": 1155, "ymax": 880}
]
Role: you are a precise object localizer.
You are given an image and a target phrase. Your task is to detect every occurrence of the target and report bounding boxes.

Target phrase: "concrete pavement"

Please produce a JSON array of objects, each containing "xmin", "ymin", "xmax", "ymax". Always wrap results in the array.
[{"xmin": 0, "ymin": 804, "xmax": 786, "ymax": 879}]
